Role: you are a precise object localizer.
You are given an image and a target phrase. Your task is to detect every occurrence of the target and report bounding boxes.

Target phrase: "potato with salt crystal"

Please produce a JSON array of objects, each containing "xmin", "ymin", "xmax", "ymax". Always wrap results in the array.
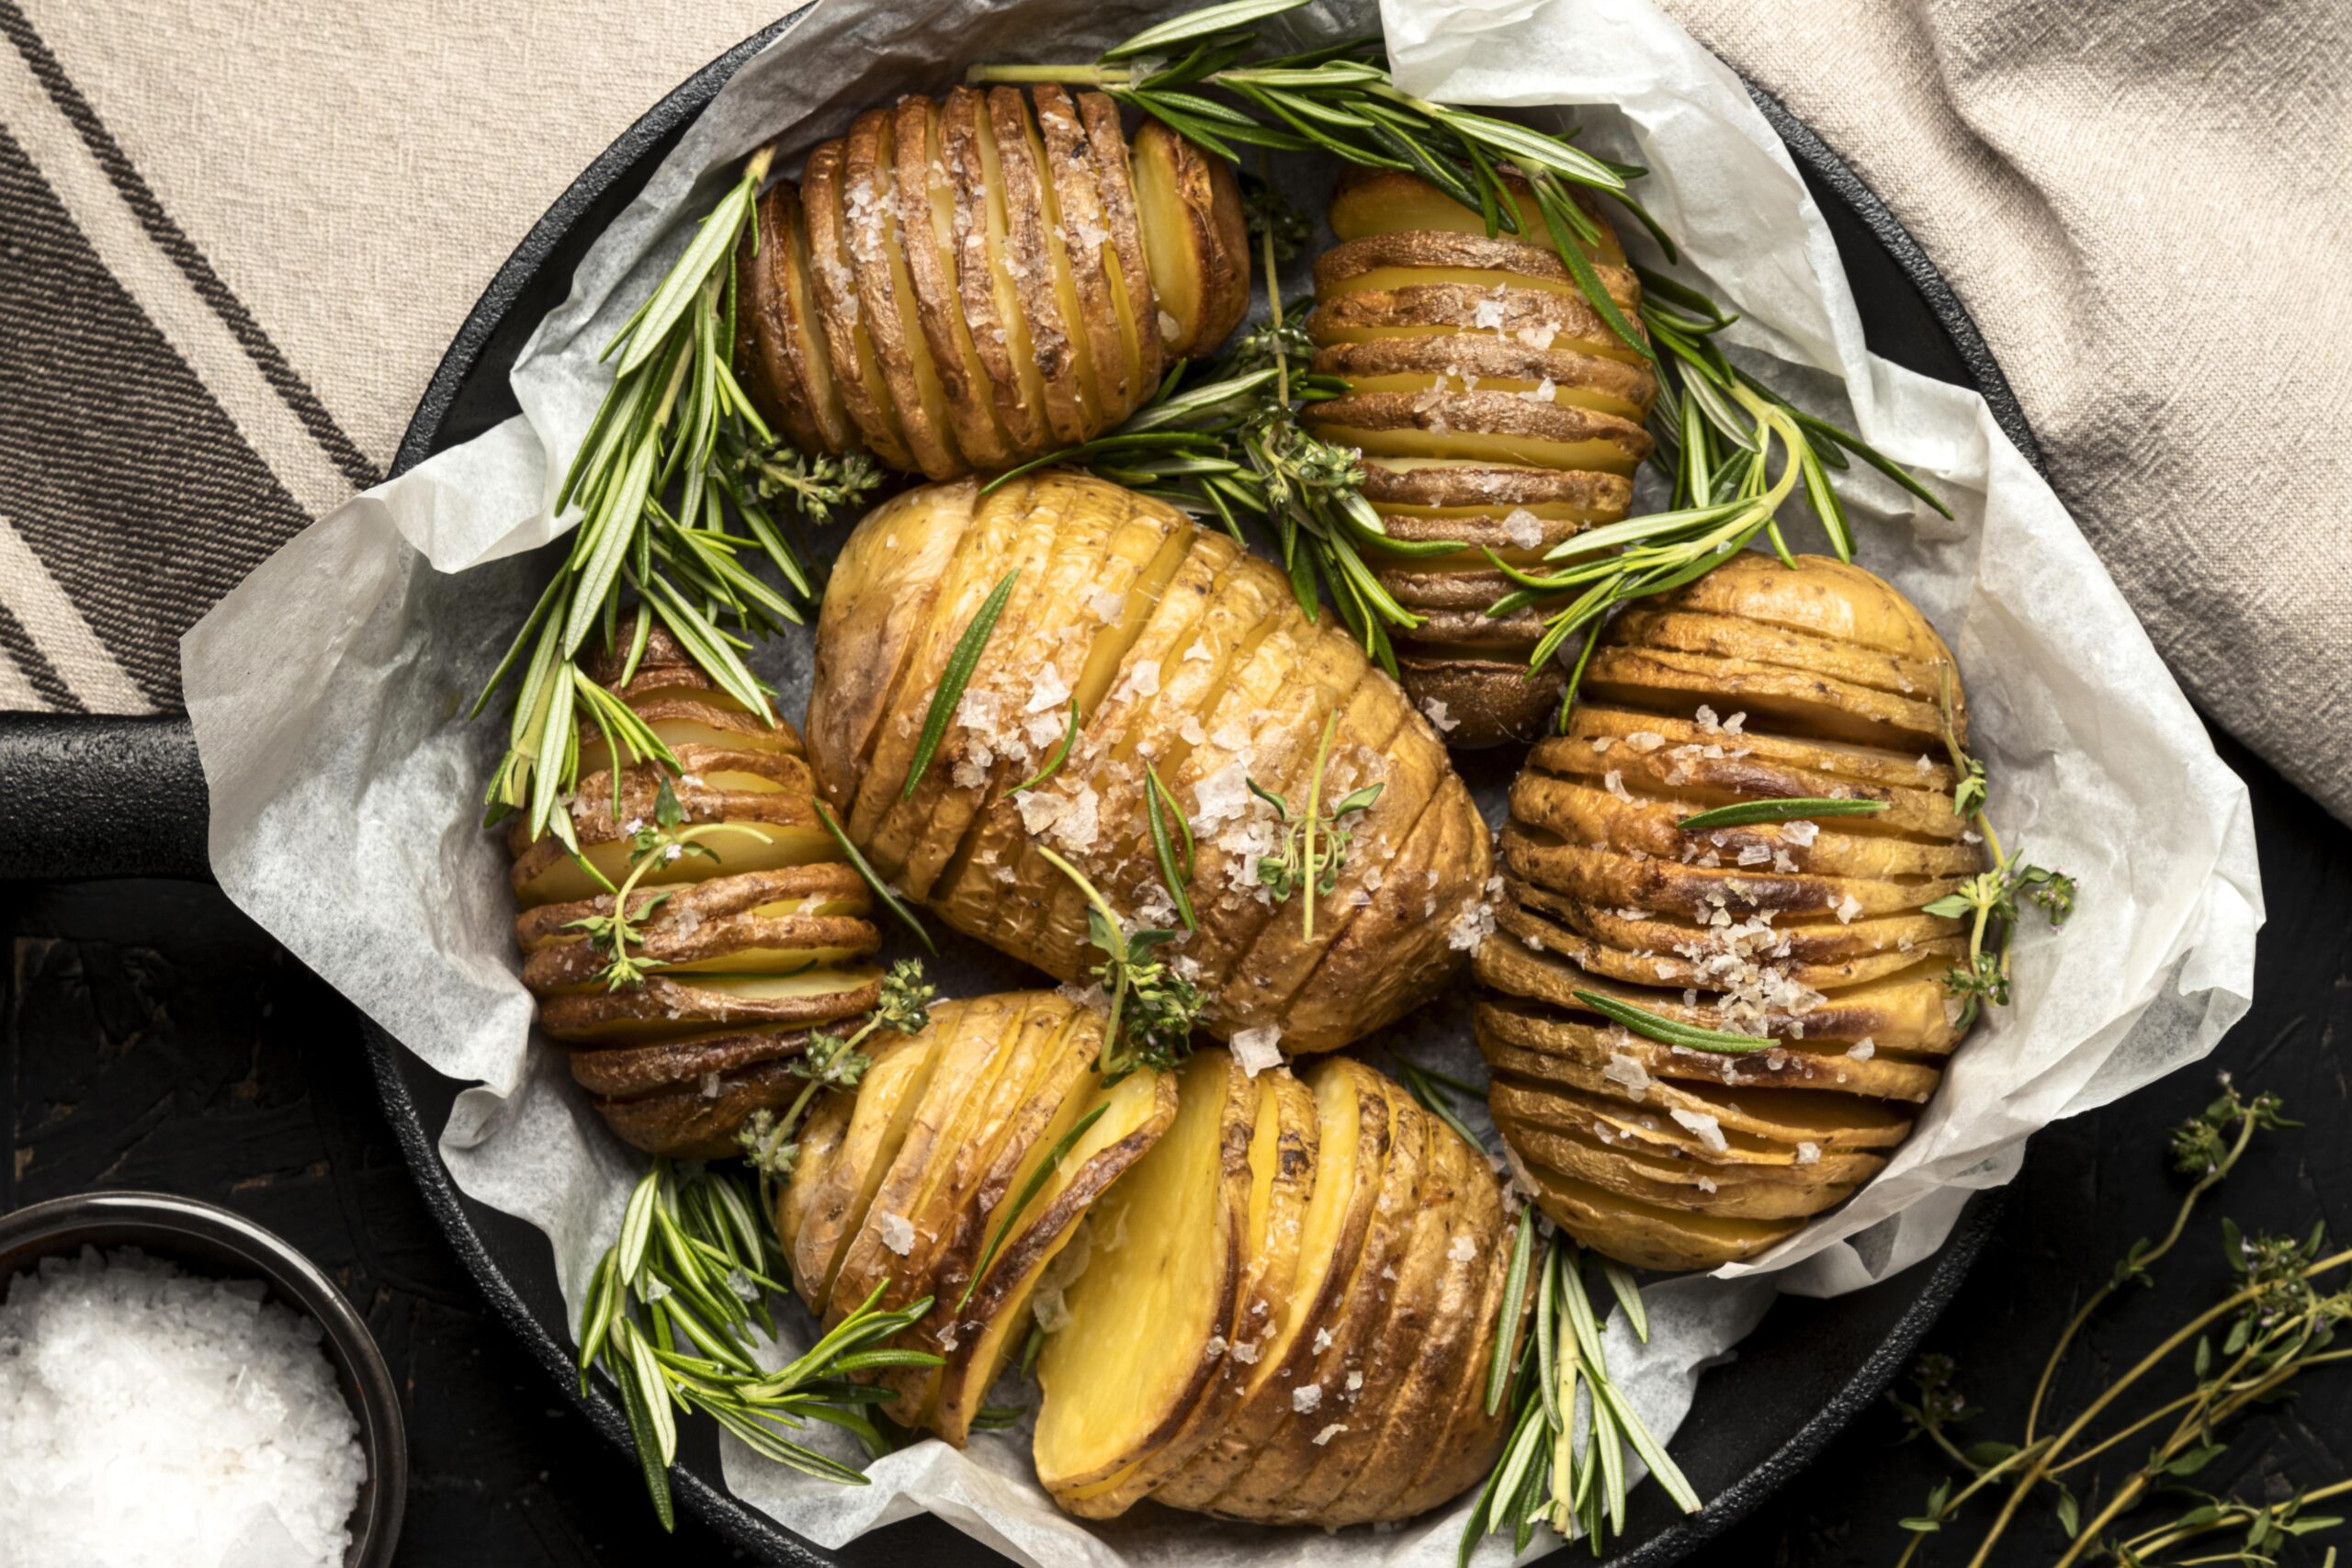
[
  {"xmin": 1302, "ymin": 166, "xmax": 1660, "ymax": 748},
  {"xmin": 504, "ymin": 627, "xmax": 882, "ymax": 1159},
  {"xmin": 804, "ymin": 469, "xmax": 1492, "ymax": 1055},
  {"xmin": 1476, "ymin": 552, "xmax": 1985, "ymax": 1269},
  {"xmin": 732, "ymin": 90, "xmax": 1249, "ymax": 481}
]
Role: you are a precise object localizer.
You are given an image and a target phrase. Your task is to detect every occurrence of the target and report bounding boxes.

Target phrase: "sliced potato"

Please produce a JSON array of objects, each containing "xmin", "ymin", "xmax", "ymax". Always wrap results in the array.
[
  {"xmin": 1328, "ymin": 165, "xmax": 1625, "ymax": 265},
  {"xmin": 930, "ymin": 1056, "xmax": 1174, "ymax": 1446},
  {"xmin": 1077, "ymin": 89, "xmax": 1166, "ymax": 402},
  {"xmin": 1035, "ymin": 85, "xmax": 1135, "ymax": 420},
  {"xmin": 1035, "ymin": 1049, "xmax": 1254, "ymax": 1506},
  {"xmin": 842, "ymin": 108, "xmax": 964, "ymax": 478},
  {"xmin": 1130, "ymin": 117, "xmax": 1250, "ymax": 357},
  {"xmin": 940, "ymin": 85, "xmax": 1053, "ymax": 457},
  {"xmin": 802, "ymin": 140, "xmax": 917, "ymax": 471},
  {"xmin": 892, "ymin": 96, "xmax": 1015, "ymax": 472},
  {"xmin": 787, "ymin": 1029, "xmax": 943, "ymax": 1314},
  {"xmin": 807, "ymin": 471, "xmax": 1490, "ymax": 1053}
]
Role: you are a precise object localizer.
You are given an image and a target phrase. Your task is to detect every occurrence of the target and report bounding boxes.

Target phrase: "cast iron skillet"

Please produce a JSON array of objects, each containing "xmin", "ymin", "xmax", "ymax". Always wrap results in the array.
[{"xmin": 0, "ymin": 11, "xmax": 2031, "ymax": 1563}]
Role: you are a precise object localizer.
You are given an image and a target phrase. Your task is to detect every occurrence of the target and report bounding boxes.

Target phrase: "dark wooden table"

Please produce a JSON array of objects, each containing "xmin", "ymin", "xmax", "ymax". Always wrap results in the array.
[{"xmin": 3, "ymin": 724, "xmax": 2343, "ymax": 1567}]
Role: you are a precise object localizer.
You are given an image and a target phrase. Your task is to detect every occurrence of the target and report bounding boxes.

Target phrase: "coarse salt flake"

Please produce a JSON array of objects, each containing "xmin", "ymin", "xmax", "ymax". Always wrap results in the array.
[
  {"xmin": 1500, "ymin": 507, "xmax": 1544, "ymax": 549},
  {"xmin": 1848, "ymin": 1038, "xmax": 1876, "ymax": 1060},
  {"xmin": 1293, "ymin": 1383, "xmax": 1324, "ymax": 1413},
  {"xmin": 1793, "ymin": 1142, "xmax": 1822, "ymax": 1166},
  {"xmin": 876, "ymin": 1211, "xmax": 916, "ymax": 1256},
  {"xmin": 1312, "ymin": 1423, "xmax": 1349, "ymax": 1446},
  {"xmin": 1422, "ymin": 697, "xmax": 1458, "ymax": 733},
  {"xmin": 1603, "ymin": 1052, "xmax": 1653, "ymax": 1100},
  {"xmin": 1447, "ymin": 1234, "xmax": 1477, "ymax": 1263},
  {"xmin": 1232, "ymin": 1026, "xmax": 1284, "ymax": 1077},
  {"xmin": 1669, "ymin": 1108, "xmax": 1728, "ymax": 1153}
]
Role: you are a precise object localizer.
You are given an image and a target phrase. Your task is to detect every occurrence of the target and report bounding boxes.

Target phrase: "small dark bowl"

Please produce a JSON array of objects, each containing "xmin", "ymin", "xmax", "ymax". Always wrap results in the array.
[{"xmin": 0, "ymin": 1190, "xmax": 406, "ymax": 1567}]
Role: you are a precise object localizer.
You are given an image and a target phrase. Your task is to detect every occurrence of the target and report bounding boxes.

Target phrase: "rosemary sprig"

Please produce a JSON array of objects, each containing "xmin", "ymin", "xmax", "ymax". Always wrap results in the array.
[
  {"xmin": 1574, "ymin": 988, "xmax": 1774, "ymax": 1055},
  {"xmin": 1920, "ymin": 670, "xmax": 2076, "ymax": 1030},
  {"xmin": 903, "ymin": 568, "xmax": 1020, "ymax": 800},
  {"xmin": 1144, "ymin": 762, "xmax": 1200, "ymax": 932},
  {"xmin": 1462, "ymin": 1221, "xmax": 1701, "ymax": 1563},
  {"xmin": 563, "ymin": 777, "xmax": 773, "ymax": 988},
  {"xmin": 1886, "ymin": 1079, "xmax": 2348, "ymax": 1568},
  {"xmin": 1035, "ymin": 845, "xmax": 1204, "ymax": 1082},
  {"xmin": 956, "ymin": 1100, "xmax": 1112, "ymax": 1312},
  {"xmin": 476, "ymin": 145, "xmax": 876, "ymax": 845},
  {"xmin": 1010, "ymin": 699, "xmax": 1080, "ymax": 796},
  {"xmin": 1675, "ymin": 796, "xmax": 1890, "ymax": 831},
  {"xmin": 814, "ymin": 798, "xmax": 938, "ymax": 954},
  {"xmin": 577, "ymin": 1158, "xmax": 943, "ymax": 1529},
  {"xmin": 1246, "ymin": 710, "xmax": 1384, "ymax": 937}
]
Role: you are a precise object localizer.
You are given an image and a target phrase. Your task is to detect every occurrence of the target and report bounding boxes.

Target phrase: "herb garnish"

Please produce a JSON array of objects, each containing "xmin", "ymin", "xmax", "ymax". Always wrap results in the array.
[
  {"xmin": 563, "ymin": 777, "xmax": 773, "ymax": 989},
  {"xmin": 1674, "ymin": 796, "xmax": 1890, "ymax": 831},
  {"xmin": 1573, "ymin": 989, "xmax": 1775, "ymax": 1055},
  {"xmin": 1920, "ymin": 670, "xmax": 2077, "ymax": 1030},
  {"xmin": 814, "ymin": 797, "xmax": 937, "ymax": 954},
  {"xmin": 904, "ymin": 568, "xmax": 1021, "ymax": 800},
  {"xmin": 1035, "ymin": 846, "xmax": 1204, "ymax": 1082},
  {"xmin": 577, "ymin": 1159, "xmax": 942, "ymax": 1529},
  {"xmin": 1144, "ymin": 762, "xmax": 1200, "ymax": 932},
  {"xmin": 1886, "ymin": 1078, "xmax": 2349, "ymax": 1568},
  {"xmin": 1010, "ymin": 699, "xmax": 1080, "ymax": 796},
  {"xmin": 1248, "ymin": 711, "xmax": 1384, "ymax": 938},
  {"xmin": 737, "ymin": 959, "xmax": 937, "ymax": 1188},
  {"xmin": 956, "ymin": 1100, "xmax": 1113, "ymax": 1312},
  {"xmin": 478, "ymin": 144, "xmax": 867, "ymax": 843}
]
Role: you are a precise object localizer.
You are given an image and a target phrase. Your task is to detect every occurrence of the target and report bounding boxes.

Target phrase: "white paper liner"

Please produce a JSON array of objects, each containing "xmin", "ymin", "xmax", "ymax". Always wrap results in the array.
[{"xmin": 181, "ymin": 0, "xmax": 2262, "ymax": 1561}]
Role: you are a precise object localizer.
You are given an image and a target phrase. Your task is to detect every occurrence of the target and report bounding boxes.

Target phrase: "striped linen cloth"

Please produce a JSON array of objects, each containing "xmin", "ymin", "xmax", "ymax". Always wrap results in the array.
[{"xmin": 3, "ymin": 0, "xmax": 2347, "ymax": 821}]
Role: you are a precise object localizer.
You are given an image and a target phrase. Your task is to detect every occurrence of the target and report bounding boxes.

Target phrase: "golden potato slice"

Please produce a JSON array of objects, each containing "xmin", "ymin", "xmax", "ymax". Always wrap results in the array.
[
  {"xmin": 1130, "ymin": 118, "xmax": 1250, "ymax": 357},
  {"xmin": 986, "ymin": 87, "xmax": 1092, "ymax": 444},
  {"xmin": 1555, "ymin": 705, "xmax": 1962, "ymax": 796},
  {"xmin": 842, "ymin": 108, "xmax": 964, "ymax": 479},
  {"xmin": 776, "ymin": 1089, "xmax": 852, "ymax": 1263},
  {"xmin": 786, "ymin": 1031, "xmax": 944, "ymax": 1313},
  {"xmin": 930, "ymin": 1056, "xmax": 1173, "ymax": 1447},
  {"xmin": 1316, "ymin": 1114, "xmax": 1505, "ymax": 1524},
  {"xmin": 1390, "ymin": 1191, "xmax": 1527, "ymax": 1513},
  {"xmin": 892, "ymin": 96, "xmax": 1015, "ymax": 472},
  {"xmin": 1306, "ymin": 278, "xmax": 1644, "ymax": 366},
  {"xmin": 1530, "ymin": 1167, "xmax": 1803, "ymax": 1270},
  {"xmin": 734, "ymin": 180, "xmax": 828, "ymax": 455},
  {"xmin": 1327, "ymin": 165, "xmax": 1626, "ymax": 266},
  {"xmin": 1360, "ymin": 456, "xmax": 1633, "ymax": 517},
  {"xmin": 941, "ymin": 86, "xmax": 1053, "ymax": 456},
  {"xmin": 1197, "ymin": 1077, "xmax": 1426, "ymax": 1520},
  {"xmin": 1035, "ymin": 85, "xmax": 1135, "ymax": 420},
  {"xmin": 1306, "ymin": 388, "xmax": 1651, "ymax": 475},
  {"xmin": 1035, "ymin": 1049, "xmax": 1255, "ymax": 1506},
  {"xmin": 1052, "ymin": 1062, "xmax": 1317, "ymax": 1515},
  {"xmin": 1155, "ymin": 1057, "xmax": 1391, "ymax": 1510},
  {"xmin": 802, "ymin": 140, "xmax": 916, "ymax": 470},
  {"xmin": 1077, "ymin": 90, "xmax": 1165, "ymax": 400},
  {"xmin": 1317, "ymin": 333, "xmax": 1657, "ymax": 424}
]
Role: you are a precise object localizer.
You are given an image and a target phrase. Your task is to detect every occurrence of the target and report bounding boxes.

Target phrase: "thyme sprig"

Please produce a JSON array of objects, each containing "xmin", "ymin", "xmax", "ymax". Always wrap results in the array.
[
  {"xmin": 577, "ymin": 1159, "xmax": 943, "ymax": 1530},
  {"xmin": 737, "ymin": 959, "xmax": 937, "ymax": 1188},
  {"xmin": 1922, "ymin": 670, "xmax": 2077, "ymax": 1030},
  {"xmin": 1886, "ymin": 1079, "xmax": 2349, "ymax": 1568},
  {"xmin": 477, "ymin": 144, "xmax": 867, "ymax": 846},
  {"xmin": 1035, "ymin": 845, "xmax": 1204, "ymax": 1082},
  {"xmin": 985, "ymin": 186, "xmax": 1445, "ymax": 674},
  {"xmin": 1246, "ymin": 709, "xmax": 1384, "ymax": 939},
  {"xmin": 564, "ymin": 776, "xmax": 773, "ymax": 990}
]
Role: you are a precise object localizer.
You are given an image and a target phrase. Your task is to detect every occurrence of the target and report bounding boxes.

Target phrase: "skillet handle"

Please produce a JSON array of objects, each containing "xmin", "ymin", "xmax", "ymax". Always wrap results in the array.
[{"xmin": 0, "ymin": 715, "xmax": 210, "ymax": 880}]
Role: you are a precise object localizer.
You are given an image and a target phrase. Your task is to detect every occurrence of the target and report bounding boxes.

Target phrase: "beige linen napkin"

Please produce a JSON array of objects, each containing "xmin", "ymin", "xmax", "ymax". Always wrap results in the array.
[{"xmin": 3, "ymin": 0, "xmax": 2345, "ymax": 819}]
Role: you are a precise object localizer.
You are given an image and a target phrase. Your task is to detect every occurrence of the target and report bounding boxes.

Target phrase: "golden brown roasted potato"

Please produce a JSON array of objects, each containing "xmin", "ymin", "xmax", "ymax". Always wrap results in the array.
[
  {"xmin": 804, "ymin": 469, "xmax": 1494, "ymax": 1055},
  {"xmin": 735, "ymin": 92, "xmax": 1250, "ymax": 481},
  {"xmin": 783, "ymin": 1015, "xmax": 1526, "ymax": 1526},
  {"xmin": 1305, "ymin": 167, "xmax": 1660, "ymax": 748},
  {"xmin": 1476, "ymin": 553, "xmax": 1984, "ymax": 1269},
  {"xmin": 503, "ymin": 628, "xmax": 883, "ymax": 1157}
]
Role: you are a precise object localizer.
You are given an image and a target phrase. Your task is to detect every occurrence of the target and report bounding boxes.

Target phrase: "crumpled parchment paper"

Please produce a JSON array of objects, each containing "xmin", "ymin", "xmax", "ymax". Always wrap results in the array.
[{"xmin": 180, "ymin": 0, "xmax": 2263, "ymax": 1562}]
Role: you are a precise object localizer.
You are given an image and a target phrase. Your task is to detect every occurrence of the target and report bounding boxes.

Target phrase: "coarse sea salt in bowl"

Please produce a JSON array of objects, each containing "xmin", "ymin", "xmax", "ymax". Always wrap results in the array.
[{"xmin": 0, "ymin": 1191, "xmax": 404, "ymax": 1568}]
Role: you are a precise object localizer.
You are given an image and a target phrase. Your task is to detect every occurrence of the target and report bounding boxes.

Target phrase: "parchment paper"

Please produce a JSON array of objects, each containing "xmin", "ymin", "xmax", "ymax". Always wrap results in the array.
[{"xmin": 180, "ymin": 0, "xmax": 2262, "ymax": 1561}]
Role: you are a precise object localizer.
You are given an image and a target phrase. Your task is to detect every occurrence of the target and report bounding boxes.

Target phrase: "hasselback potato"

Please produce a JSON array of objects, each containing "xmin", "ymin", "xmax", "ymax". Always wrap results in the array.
[
  {"xmin": 1305, "ymin": 168, "xmax": 1660, "ymax": 748},
  {"xmin": 1476, "ymin": 554, "xmax": 1982, "ymax": 1269},
  {"xmin": 804, "ymin": 469, "xmax": 1494, "ymax": 1055},
  {"xmin": 734, "ymin": 88, "xmax": 1250, "ymax": 481},
  {"xmin": 778, "ymin": 994, "xmax": 1527, "ymax": 1527},
  {"xmin": 504, "ymin": 628, "xmax": 883, "ymax": 1156}
]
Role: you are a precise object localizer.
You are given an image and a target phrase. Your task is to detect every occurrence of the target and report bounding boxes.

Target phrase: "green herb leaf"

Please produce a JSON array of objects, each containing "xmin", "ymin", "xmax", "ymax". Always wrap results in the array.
[
  {"xmin": 1571, "ymin": 989, "xmax": 1775, "ymax": 1055},
  {"xmin": 1009, "ymin": 699, "xmax": 1080, "ymax": 795},
  {"xmin": 1673, "ymin": 796, "xmax": 1890, "ymax": 831},
  {"xmin": 957, "ymin": 1101, "xmax": 1111, "ymax": 1311},
  {"xmin": 903, "ymin": 568, "xmax": 1020, "ymax": 801},
  {"xmin": 815, "ymin": 797, "xmax": 937, "ymax": 954}
]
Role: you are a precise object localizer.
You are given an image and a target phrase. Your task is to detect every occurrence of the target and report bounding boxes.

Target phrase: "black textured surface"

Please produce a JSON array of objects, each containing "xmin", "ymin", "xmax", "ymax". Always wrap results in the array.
[{"xmin": 0, "ymin": 712, "xmax": 207, "ymax": 877}]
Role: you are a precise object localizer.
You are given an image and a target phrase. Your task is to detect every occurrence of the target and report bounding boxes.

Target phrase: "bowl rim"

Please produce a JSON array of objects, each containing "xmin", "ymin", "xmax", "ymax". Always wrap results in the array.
[{"xmin": 0, "ymin": 1188, "xmax": 408, "ymax": 1568}]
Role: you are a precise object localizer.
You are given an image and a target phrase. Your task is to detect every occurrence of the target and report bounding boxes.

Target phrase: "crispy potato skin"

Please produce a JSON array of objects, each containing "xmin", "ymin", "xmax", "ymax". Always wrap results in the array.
[
  {"xmin": 807, "ymin": 470, "xmax": 1490, "ymax": 1054},
  {"xmin": 1476, "ymin": 553, "xmax": 1984, "ymax": 1269},
  {"xmin": 1306, "ymin": 170, "xmax": 1658, "ymax": 747},
  {"xmin": 793, "ymin": 1021, "xmax": 1521, "ymax": 1526},
  {"xmin": 503, "ymin": 629, "xmax": 881, "ymax": 1157},
  {"xmin": 734, "ymin": 97, "xmax": 1250, "ymax": 479}
]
